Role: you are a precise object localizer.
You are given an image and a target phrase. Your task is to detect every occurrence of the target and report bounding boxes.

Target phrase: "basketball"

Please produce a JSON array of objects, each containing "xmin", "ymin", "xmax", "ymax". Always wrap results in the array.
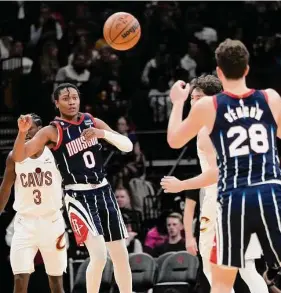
[{"xmin": 103, "ymin": 12, "xmax": 141, "ymax": 51}]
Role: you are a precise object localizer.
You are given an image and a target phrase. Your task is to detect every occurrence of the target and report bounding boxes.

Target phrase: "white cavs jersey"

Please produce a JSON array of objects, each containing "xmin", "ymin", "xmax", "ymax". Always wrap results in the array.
[
  {"xmin": 14, "ymin": 147, "xmax": 63, "ymax": 216},
  {"xmin": 196, "ymin": 131, "xmax": 217, "ymax": 215},
  {"xmin": 197, "ymin": 129, "xmax": 218, "ymax": 265}
]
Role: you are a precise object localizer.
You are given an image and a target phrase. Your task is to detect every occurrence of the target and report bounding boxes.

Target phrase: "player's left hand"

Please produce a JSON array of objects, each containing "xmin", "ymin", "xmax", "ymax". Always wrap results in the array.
[
  {"xmin": 160, "ymin": 176, "xmax": 184, "ymax": 193},
  {"xmin": 81, "ymin": 128, "xmax": 105, "ymax": 141},
  {"xmin": 170, "ymin": 80, "xmax": 190, "ymax": 104}
]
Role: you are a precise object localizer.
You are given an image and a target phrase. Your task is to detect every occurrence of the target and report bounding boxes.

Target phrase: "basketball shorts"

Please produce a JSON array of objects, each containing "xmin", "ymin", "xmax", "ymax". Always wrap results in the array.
[
  {"xmin": 10, "ymin": 211, "xmax": 67, "ymax": 275},
  {"xmin": 210, "ymin": 183, "xmax": 281, "ymax": 268},
  {"xmin": 64, "ymin": 183, "xmax": 128, "ymax": 245},
  {"xmin": 199, "ymin": 185, "xmax": 217, "ymax": 263}
]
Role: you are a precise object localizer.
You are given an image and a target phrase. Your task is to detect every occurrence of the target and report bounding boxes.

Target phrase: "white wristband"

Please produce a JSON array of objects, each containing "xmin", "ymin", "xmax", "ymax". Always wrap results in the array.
[{"xmin": 104, "ymin": 130, "xmax": 133, "ymax": 152}]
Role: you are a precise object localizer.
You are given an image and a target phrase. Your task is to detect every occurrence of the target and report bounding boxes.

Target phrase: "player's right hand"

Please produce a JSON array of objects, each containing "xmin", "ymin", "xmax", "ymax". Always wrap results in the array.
[
  {"xmin": 160, "ymin": 176, "xmax": 184, "ymax": 193},
  {"xmin": 170, "ymin": 80, "xmax": 190, "ymax": 104},
  {"xmin": 186, "ymin": 236, "xmax": 198, "ymax": 256},
  {"xmin": 17, "ymin": 115, "xmax": 32, "ymax": 133}
]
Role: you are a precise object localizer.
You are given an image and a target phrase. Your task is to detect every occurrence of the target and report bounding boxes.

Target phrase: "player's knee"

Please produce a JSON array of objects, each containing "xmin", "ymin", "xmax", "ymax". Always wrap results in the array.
[
  {"xmin": 48, "ymin": 275, "xmax": 64, "ymax": 293},
  {"xmin": 14, "ymin": 274, "xmax": 29, "ymax": 293},
  {"xmin": 88, "ymin": 252, "xmax": 107, "ymax": 270},
  {"xmin": 107, "ymin": 239, "xmax": 129, "ymax": 262}
]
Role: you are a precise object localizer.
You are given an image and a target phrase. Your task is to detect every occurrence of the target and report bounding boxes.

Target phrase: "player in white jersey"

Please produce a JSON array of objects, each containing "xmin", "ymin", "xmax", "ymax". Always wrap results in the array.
[
  {"xmin": 161, "ymin": 75, "xmax": 268, "ymax": 293},
  {"xmin": 0, "ymin": 113, "xmax": 66, "ymax": 293}
]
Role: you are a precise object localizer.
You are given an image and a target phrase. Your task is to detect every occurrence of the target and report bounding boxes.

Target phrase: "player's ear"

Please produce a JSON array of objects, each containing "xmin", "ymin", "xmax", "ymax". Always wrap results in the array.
[
  {"xmin": 216, "ymin": 66, "xmax": 223, "ymax": 81},
  {"xmin": 244, "ymin": 65, "xmax": 250, "ymax": 77},
  {"xmin": 54, "ymin": 99, "xmax": 59, "ymax": 109}
]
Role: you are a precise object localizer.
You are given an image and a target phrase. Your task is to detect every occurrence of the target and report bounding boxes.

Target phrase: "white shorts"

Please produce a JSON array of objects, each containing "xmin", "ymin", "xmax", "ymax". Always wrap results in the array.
[
  {"xmin": 199, "ymin": 187, "xmax": 262, "ymax": 270},
  {"xmin": 245, "ymin": 233, "xmax": 262, "ymax": 260},
  {"xmin": 199, "ymin": 186, "xmax": 217, "ymax": 263},
  {"xmin": 10, "ymin": 211, "xmax": 67, "ymax": 276}
]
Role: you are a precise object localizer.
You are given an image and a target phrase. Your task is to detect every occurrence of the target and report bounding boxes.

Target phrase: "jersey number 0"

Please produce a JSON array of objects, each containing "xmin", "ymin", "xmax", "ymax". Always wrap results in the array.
[
  {"xmin": 83, "ymin": 151, "xmax": 96, "ymax": 168},
  {"xmin": 227, "ymin": 123, "xmax": 269, "ymax": 157}
]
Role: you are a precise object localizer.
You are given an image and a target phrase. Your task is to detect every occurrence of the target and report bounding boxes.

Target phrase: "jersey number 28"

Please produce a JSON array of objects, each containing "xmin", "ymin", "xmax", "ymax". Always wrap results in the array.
[{"xmin": 227, "ymin": 123, "xmax": 269, "ymax": 157}]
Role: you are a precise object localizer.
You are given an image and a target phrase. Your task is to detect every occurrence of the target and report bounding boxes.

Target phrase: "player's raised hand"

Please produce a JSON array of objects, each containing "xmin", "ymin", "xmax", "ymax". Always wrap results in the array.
[
  {"xmin": 160, "ymin": 176, "xmax": 184, "ymax": 193},
  {"xmin": 169, "ymin": 80, "xmax": 190, "ymax": 104},
  {"xmin": 81, "ymin": 128, "xmax": 105, "ymax": 141},
  {"xmin": 17, "ymin": 115, "xmax": 32, "ymax": 133}
]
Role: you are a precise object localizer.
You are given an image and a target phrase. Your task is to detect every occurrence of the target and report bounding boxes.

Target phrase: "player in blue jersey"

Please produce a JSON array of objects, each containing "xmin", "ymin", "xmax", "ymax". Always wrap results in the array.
[
  {"xmin": 161, "ymin": 75, "xmax": 269, "ymax": 293},
  {"xmin": 166, "ymin": 39, "xmax": 281, "ymax": 293},
  {"xmin": 12, "ymin": 83, "xmax": 134, "ymax": 293}
]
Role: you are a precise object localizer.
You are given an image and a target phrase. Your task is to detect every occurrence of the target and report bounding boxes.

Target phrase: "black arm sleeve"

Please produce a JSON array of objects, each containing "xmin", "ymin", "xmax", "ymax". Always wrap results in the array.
[{"xmin": 184, "ymin": 189, "xmax": 199, "ymax": 202}]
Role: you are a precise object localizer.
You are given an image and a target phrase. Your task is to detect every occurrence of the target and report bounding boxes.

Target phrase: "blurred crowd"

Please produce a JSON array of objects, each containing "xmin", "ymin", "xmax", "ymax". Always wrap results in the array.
[
  {"xmin": 1, "ymin": 1, "xmax": 281, "ymax": 292},
  {"xmin": 1, "ymin": 1, "xmax": 281, "ymax": 124}
]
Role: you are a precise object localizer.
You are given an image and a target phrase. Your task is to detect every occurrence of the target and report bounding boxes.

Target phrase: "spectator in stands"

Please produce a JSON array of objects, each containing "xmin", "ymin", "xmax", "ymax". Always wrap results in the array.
[
  {"xmin": 141, "ymin": 43, "xmax": 170, "ymax": 86},
  {"xmin": 115, "ymin": 187, "xmax": 142, "ymax": 235},
  {"xmin": 55, "ymin": 51, "xmax": 90, "ymax": 87},
  {"xmin": 29, "ymin": 3, "xmax": 63, "ymax": 46},
  {"xmin": 0, "ymin": 36, "xmax": 13, "ymax": 60},
  {"xmin": 148, "ymin": 75, "xmax": 171, "ymax": 125},
  {"xmin": 11, "ymin": 40, "xmax": 33, "ymax": 74},
  {"xmin": 180, "ymin": 39, "xmax": 199, "ymax": 79},
  {"xmin": 91, "ymin": 44, "xmax": 120, "ymax": 88},
  {"xmin": 109, "ymin": 116, "xmax": 146, "ymax": 188},
  {"xmin": 116, "ymin": 186, "xmax": 132, "ymax": 209},
  {"xmin": 123, "ymin": 213, "xmax": 143, "ymax": 253},
  {"xmin": 39, "ymin": 41, "xmax": 59, "ymax": 83},
  {"xmin": 144, "ymin": 211, "xmax": 169, "ymax": 254},
  {"xmin": 2, "ymin": 39, "xmax": 33, "ymax": 75},
  {"xmin": 68, "ymin": 35, "xmax": 99, "ymax": 67},
  {"xmin": 152, "ymin": 212, "xmax": 185, "ymax": 258}
]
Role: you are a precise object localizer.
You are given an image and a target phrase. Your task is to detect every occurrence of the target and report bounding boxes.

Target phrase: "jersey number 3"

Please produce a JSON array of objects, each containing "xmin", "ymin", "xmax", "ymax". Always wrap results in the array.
[
  {"xmin": 227, "ymin": 124, "xmax": 269, "ymax": 157},
  {"xmin": 33, "ymin": 189, "xmax": 42, "ymax": 205}
]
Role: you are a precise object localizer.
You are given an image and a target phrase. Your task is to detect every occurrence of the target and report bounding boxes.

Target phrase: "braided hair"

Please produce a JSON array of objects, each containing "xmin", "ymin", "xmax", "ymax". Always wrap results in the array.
[{"xmin": 29, "ymin": 113, "xmax": 43, "ymax": 127}]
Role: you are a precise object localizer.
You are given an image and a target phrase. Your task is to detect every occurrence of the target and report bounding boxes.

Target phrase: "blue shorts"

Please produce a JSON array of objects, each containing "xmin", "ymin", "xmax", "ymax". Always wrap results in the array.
[
  {"xmin": 64, "ymin": 184, "xmax": 128, "ymax": 245},
  {"xmin": 211, "ymin": 183, "xmax": 281, "ymax": 268}
]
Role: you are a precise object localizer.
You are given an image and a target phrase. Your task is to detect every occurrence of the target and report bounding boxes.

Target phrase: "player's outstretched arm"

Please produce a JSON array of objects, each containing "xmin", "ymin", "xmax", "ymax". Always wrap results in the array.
[
  {"xmin": 162, "ymin": 129, "xmax": 218, "ymax": 192},
  {"xmin": 81, "ymin": 117, "xmax": 133, "ymax": 152},
  {"xmin": 167, "ymin": 81, "xmax": 214, "ymax": 149},
  {"xmin": 12, "ymin": 115, "xmax": 57, "ymax": 162},
  {"xmin": 0, "ymin": 153, "xmax": 16, "ymax": 213},
  {"xmin": 161, "ymin": 168, "xmax": 218, "ymax": 193}
]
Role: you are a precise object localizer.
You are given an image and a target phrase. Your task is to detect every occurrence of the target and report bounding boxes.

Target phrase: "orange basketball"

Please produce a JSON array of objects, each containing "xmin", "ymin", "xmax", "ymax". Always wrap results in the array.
[{"xmin": 103, "ymin": 12, "xmax": 141, "ymax": 51}]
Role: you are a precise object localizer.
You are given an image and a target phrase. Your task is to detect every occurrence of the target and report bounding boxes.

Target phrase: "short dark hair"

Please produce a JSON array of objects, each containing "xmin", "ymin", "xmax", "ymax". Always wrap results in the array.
[
  {"xmin": 190, "ymin": 74, "xmax": 223, "ymax": 96},
  {"xmin": 52, "ymin": 83, "xmax": 80, "ymax": 101},
  {"xmin": 30, "ymin": 113, "xmax": 42, "ymax": 127},
  {"xmin": 215, "ymin": 39, "xmax": 249, "ymax": 79}
]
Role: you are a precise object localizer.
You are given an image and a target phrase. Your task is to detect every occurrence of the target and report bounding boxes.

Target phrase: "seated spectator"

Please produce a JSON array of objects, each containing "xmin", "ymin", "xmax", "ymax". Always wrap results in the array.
[
  {"xmin": 152, "ymin": 212, "xmax": 185, "ymax": 258},
  {"xmin": 109, "ymin": 116, "xmax": 146, "ymax": 188},
  {"xmin": 39, "ymin": 41, "xmax": 59, "ymax": 83},
  {"xmin": 2, "ymin": 39, "xmax": 33, "ymax": 75},
  {"xmin": 29, "ymin": 3, "xmax": 63, "ymax": 46},
  {"xmin": 68, "ymin": 35, "xmax": 99, "ymax": 67},
  {"xmin": 123, "ymin": 214, "xmax": 143, "ymax": 254},
  {"xmin": 55, "ymin": 51, "xmax": 90, "ymax": 87},
  {"xmin": 115, "ymin": 187, "xmax": 142, "ymax": 234},
  {"xmin": 180, "ymin": 39, "xmax": 199, "ymax": 79},
  {"xmin": 144, "ymin": 211, "xmax": 169, "ymax": 254},
  {"xmin": 0, "ymin": 35, "xmax": 12, "ymax": 60},
  {"xmin": 148, "ymin": 75, "xmax": 171, "ymax": 126}
]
